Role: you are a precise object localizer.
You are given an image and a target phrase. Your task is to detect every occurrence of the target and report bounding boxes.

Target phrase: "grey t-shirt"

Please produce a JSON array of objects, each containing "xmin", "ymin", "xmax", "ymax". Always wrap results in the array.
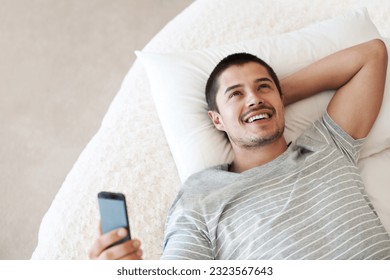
[{"xmin": 161, "ymin": 113, "xmax": 390, "ymax": 259}]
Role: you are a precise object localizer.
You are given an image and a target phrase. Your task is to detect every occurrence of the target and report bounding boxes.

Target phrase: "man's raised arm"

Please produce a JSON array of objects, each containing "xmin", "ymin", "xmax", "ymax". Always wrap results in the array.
[{"xmin": 281, "ymin": 39, "xmax": 388, "ymax": 139}]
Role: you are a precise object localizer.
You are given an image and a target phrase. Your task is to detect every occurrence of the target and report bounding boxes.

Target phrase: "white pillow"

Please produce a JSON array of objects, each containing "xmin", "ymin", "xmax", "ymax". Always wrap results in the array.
[{"xmin": 136, "ymin": 9, "xmax": 385, "ymax": 183}]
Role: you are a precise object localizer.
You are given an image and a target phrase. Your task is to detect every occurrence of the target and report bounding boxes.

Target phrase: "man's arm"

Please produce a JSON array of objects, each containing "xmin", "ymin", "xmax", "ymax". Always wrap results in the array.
[{"xmin": 281, "ymin": 39, "xmax": 388, "ymax": 139}]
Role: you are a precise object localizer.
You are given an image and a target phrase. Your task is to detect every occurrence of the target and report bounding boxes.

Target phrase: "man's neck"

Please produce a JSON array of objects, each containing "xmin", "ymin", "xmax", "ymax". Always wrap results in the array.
[{"xmin": 229, "ymin": 137, "xmax": 288, "ymax": 173}]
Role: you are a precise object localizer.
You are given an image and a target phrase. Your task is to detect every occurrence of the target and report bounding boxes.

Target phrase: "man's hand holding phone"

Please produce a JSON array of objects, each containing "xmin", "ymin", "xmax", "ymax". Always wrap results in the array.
[
  {"xmin": 88, "ymin": 227, "xmax": 143, "ymax": 260},
  {"xmin": 89, "ymin": 191, "xmax": 143, "ymax": 260}
]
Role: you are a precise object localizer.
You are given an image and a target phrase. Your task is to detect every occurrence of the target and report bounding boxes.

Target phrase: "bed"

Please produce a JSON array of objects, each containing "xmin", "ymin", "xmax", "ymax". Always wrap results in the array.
[{"xmin": 32, "ymin": 0, "xmax": 390, "ymax": 259}]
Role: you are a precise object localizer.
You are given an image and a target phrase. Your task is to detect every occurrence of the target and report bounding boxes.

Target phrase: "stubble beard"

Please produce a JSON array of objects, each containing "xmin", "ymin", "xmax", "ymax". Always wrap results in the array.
[{"xmin": 229, "ymin": 125, "xmax": 285, "ymax": 150}]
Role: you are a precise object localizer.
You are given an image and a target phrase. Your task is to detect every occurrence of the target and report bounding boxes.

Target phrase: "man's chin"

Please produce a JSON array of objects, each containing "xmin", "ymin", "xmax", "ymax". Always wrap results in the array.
[{"xmin": 230, "ymin": 128, "xmax": 285, "ymax": 149}]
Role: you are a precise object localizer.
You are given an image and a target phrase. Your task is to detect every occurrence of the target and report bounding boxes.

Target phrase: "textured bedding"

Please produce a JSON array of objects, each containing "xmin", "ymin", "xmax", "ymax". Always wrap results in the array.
[{"xmin": 32, "ymin": 0, "xmax": 390, "ymax": 259}]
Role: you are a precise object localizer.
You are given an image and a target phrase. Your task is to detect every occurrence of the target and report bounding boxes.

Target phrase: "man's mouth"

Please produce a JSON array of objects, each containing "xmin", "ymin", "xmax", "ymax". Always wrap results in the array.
[
  {"xmin": 246, "ymin": 113, "xmax": 271, "ymax": 123},
  {"xmin": 242, "ymin": 106, "xmax": 275, "ymax": 123}
]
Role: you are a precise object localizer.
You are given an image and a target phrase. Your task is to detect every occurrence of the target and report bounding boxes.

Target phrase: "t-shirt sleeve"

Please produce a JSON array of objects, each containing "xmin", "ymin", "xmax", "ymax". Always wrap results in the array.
[
  {"xmin": 318, "ymin": 112, "xmax": 366, "ymax": 164},
  {"xmin": 160, "ymin": 191, "xmax": 214, "ymax": 260}
]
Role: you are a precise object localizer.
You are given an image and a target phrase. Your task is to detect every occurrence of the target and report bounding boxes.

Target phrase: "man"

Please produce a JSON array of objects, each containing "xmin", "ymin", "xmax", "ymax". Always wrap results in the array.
[{"xmin": 89, "ymin": 39, "xmax": 390, "ymax": 260}]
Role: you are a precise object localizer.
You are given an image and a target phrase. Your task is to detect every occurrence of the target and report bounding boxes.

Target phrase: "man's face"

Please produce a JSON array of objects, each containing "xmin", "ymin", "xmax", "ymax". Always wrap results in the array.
[{"xmin": 208, "ymin": 62, "xmax": 285, "ymax": 149}]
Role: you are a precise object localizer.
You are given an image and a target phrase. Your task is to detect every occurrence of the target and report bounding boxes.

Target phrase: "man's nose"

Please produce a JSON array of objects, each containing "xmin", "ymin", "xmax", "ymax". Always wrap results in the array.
[{"xmin": 246, "ymin": 91, "xmax": 264, "ymax": 107}]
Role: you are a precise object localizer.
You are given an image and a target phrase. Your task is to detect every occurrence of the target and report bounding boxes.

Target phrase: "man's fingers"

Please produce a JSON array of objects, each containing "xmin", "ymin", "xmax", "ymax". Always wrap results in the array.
[
  {"xmin": 89, "ymin": 228, "xmax": 129, "ymax": 259},
  {"xmin": 97, "ymin": 239, "xmax": 142, "ymax": 260},
  {"xmin": 118, "ymin": 248, "xmax": 144, "ymax": 260}
]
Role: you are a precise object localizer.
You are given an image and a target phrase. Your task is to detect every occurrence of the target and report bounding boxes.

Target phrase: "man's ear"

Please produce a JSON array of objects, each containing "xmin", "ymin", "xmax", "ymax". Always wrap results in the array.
[
  {"xmin": 280, "ymin": 92, "xmax": 287, "ymax": 107},
  {"xmin": 208, "ymin": 110, "xmax": 225, "ymax": 131}
]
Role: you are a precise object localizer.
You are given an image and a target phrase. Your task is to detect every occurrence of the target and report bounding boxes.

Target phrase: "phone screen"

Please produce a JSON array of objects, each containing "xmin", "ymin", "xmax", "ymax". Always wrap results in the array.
[{"xmin": 98, "ymin": 192, "xmax": 131, "ymax": 243}]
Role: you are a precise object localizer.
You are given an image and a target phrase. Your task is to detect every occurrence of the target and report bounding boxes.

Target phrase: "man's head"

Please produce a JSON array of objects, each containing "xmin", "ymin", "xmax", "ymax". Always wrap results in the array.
[
  {"xmin": 206, "ymin": 53, "xmax": 282, "ymax": 113},
  {"xmin": 205, "ymin": 53, "xmax": 285, "ymax": 149}
]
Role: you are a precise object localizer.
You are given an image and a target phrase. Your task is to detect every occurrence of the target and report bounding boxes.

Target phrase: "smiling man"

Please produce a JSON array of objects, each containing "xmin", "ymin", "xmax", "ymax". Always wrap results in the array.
[
  {"xmin": 89, "ymin": 39, "xmax": 390, "ymax": 260},
  {"xmin": 159, "ymin": 39, "xmax": 390, "ymax": 260},
  {"xmin": 207, "ymin": 57, "xmax": 287, "ymax": 173}
]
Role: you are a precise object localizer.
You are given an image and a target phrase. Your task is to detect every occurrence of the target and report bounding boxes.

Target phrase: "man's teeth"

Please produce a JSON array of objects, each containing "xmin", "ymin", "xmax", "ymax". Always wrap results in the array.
[{"xmin": 247, "ymin": 113, "xmax": 270, "ymax": 123}]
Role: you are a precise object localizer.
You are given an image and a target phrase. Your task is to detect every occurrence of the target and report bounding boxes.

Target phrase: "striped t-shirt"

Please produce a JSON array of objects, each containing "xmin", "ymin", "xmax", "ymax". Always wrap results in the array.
[{"xmin": 161, "ymin": 113, "xmax": 390, "ymax": 260}]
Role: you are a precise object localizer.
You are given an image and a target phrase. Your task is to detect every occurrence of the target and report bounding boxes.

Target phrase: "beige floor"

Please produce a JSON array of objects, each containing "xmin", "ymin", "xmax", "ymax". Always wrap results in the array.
[{"xmin": 0, "ymin": 0, "xmax": 193, "ymax": 259}]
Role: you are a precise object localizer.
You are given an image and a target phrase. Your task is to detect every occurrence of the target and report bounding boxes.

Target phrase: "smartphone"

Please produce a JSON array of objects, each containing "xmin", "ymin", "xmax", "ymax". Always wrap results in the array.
[{"xmin": 98, "ymin": 191, "xmax": 131, "ymax": 246}]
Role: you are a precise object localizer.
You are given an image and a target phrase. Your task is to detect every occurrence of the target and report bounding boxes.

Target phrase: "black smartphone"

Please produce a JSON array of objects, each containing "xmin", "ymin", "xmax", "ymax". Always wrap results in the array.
[{"xmin": 98, "ymin": 191, "xmax": 131, "ymax": 246}]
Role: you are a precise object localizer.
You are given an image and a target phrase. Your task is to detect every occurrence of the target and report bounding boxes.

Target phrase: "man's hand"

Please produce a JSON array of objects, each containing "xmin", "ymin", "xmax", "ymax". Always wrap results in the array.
[{"xmin": 88, "ymin": 227, "xmax": 143, "ymax": 260}]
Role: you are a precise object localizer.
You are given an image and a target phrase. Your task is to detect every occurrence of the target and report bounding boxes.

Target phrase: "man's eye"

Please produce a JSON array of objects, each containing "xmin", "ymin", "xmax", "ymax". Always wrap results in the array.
[
  {"xmin": 258, "ymin": 84, "xmax": 271, "ymax": 91},
  {"xmin": 229, "ymin": 91, "xmax": 241, "ymax": 98}
]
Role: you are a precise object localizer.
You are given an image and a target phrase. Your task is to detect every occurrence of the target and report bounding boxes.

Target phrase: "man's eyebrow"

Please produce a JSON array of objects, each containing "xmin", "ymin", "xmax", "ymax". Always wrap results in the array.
[
  {"xmin": 224, "ymin": 84, "xmax": 243, "ymax": 95},
  {"xmin": 224, "ymin": 77, "xmax": 273, "ymax": 95},
  {"xmin": 255, "ymin": 77, "xmax": 273, "ymax": 84}
]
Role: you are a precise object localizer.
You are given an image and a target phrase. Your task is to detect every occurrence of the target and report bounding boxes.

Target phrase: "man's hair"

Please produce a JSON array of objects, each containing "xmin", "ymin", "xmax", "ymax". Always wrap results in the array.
[{"xmin": 205, "ymin": 53, "xmax": 282, "ymax": 112}]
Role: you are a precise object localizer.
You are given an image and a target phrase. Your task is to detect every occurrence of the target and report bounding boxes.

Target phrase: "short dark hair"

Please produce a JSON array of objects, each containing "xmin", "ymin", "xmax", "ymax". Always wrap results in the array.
[{"xmin": 205, "ymin": 53, "xmax": 282, "ymax": 112}]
